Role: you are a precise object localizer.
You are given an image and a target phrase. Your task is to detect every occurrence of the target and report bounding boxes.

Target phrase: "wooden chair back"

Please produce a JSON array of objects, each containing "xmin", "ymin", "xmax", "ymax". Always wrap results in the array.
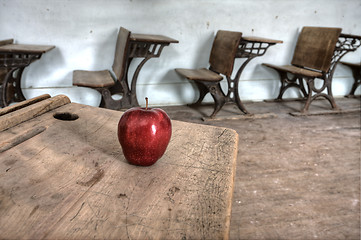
[
  {"xmin": 112, "ymin": 27, "xmax": 131, "ymax": 80},
  {"xmin": 209, "ymin": 30, "xmax": 242, "ymax": 77},
  {"xmin": 291, "ymin": 26, "xmax": 341, "ymax": 73}
]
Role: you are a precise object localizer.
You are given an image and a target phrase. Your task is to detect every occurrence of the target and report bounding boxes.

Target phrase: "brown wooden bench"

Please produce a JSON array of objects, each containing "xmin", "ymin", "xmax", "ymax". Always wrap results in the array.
[
  {"xmin": 340, "ymin": 61, "xmax": 361, "ymax": 97},
  {"xmin": 73, "ymin": 27, "xmax": 131, "ymax": 109},
  {"xmin": 175, "ymin": 30, "xmax": 242, "ymax": 118},
  {"xmin": 263, "ymin": 27, "xmax": 343, "ymax": 113}
]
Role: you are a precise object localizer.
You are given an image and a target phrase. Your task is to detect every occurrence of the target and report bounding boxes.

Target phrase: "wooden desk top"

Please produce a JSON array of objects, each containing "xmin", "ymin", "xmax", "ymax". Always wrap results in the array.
[
  {"xmin": 0, "ymin": 95, "xmax": 238, "ymax": 239},
  {"xmin": 0, "ymin": 41, "xmax": 55, "ymax": 54},
  {"xmin": 130, "ymin": 33, "xmax": 179, "ymax": 44},
  {"xmin": 340, "ymin": 61, "xmax": 361, "ymax": 68},
  {"xmin": 242, "ymin": 36, "xmax": 283, "ymax": 44},
  {"xmin": 339, "ymin": 32, "xmax": 361, "ymax": 40}
]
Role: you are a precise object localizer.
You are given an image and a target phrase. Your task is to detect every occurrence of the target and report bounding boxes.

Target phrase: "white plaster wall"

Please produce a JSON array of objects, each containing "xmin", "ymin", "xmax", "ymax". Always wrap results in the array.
[{"xmin": 0, "ymin": 0, "xmax": 360, "ymax": 107}]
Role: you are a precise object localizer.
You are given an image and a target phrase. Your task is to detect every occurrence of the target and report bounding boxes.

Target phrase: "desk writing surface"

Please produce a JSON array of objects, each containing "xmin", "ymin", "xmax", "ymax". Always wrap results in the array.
[
  {"xmin": 0, "ymin": 44, "xmax": 55, "ymax": 54},
  {"xmin": 130, "ymin": 34, "xmax": 179, "ymax": 44},
  {"xmin": 339, "ymin": 33, "xmax": 361, "ymax": 39},
  {"xmin": 0, "ymin": 95, "xmax": 238, "ymax": 239},
  {"xmin": 241, "ymin": 36, "xmax": 283, "ymax": 44}
]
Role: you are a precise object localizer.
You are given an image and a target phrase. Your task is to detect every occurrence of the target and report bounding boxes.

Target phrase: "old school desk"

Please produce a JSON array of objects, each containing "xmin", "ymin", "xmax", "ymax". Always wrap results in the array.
[
  {"xmin": 231, "ymin": 36, "xmax": 283, "ymax": 114},
  {"xmin": 0, "ymin": 95, "xmax": 238, "ymax": 239},
  {"xmin": 112, "ymin": 33, "xmax": 178, "ymax": 109},
  {"xmin": 0, "ymin": 39, "xmax": 55, "ymax": 107}
]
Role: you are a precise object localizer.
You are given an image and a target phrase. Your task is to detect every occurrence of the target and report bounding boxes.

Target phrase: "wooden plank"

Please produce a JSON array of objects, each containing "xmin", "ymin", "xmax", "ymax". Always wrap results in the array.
[
  {"xmin": 0, "ymin": 125, "xmax": 46, "ymax": 153},
  {"xmin": 291, "ymin": 27, "xmax": 342, "ymax": 72},
  {"xmin": 0, "ymin": 39, "xmax": 14, "ymax": 46},
  {"xmin": 0, "ymin": 94, "xmax": 70, "ymax": 132},
  {"xmin": 340, "ymin": 61, "xmax": 361, "ymax": 68},
  {"xmin": 130, "ymin": 34, "xmax": 179, "ymax": 43},
  {"xmin": 262, "ymin": 64, "xmax": 323, "ymax": 78},
  {"xmin": 73, "ymin": 70, "xmax": 115, "ymax": 88},
  {"xmin": 0, "ymin": 101, "xmax": 238, "ymax": 239},
  {"xmin": 0, "ymin": 94, "xmax": 51, "ymax": 116},
  {"xmin": 242, "ymin": 36, "xmax": 283, "ymax": 44},
  {"xmin": 0, "ymin": 44, "xmax": 55, "ymax": 54},
  {"xmin": 175, "ymin": 68, "xmax": 223, "ymax": 81},
  {"xmin": 339, "ymin": 33, "xmax": 361, "ymax": 40}
]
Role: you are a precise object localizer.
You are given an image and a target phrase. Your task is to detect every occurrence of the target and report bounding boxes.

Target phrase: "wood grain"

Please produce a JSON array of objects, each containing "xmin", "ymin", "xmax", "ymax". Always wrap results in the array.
[
  {"xmin": 0, "ymin": 94, "xmax": 70, "ymax": 132},
  {"xmin": 0, "ymin": 99, "xmax": 238, "ymax": 239},
  {"xmin": 130, "ymin": 34, "xmax": 179, "ymax": 43},
  {"xmin": 0, "ymin": 94, "xmax": 51, "ymax": 117},
  {"xmin": 0, "ymin": 39, "xmax": 14, "ymax": 46},
  {"xmin": 0, "ymin": 44, "xmax": 55, "ymax": 54},
  {"xmin": 0, "ymin": 125, "xmax": 46, "ymax": 153},
  {"xmin": 291, "ymin": 27, "xmax": 341, "ymax": 72}
]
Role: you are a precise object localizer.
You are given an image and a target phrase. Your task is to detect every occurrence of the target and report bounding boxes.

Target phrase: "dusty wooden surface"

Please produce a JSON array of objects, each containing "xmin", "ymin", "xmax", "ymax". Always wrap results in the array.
[
  {"xmin": 0, "ymin": 94, "xmax": 70, "ymax": 132},
  {"xmin": 130, "ymin": 34, "xmax": 179, "ymax": 43},
  {"xmin": 241, "ymin": 36, "xmax": 283, "ymax": 44},
  {"xmin": 0, "ymin": 94, "xmax": 51, "ymax": 117},
  {"xmin": 161, "ymin": 97, "xmax": 361, "ymax": 240},
  {"xmin": 0, "ymin": 96, "xmax": 238, "ymax": 239},
  {"xmin": 0, "ymin": 43, "xmax": 55, "ymax": 53}
]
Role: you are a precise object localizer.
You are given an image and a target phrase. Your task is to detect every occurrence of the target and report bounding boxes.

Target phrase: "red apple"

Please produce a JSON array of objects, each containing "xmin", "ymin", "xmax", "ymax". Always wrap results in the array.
[{"xmin": 117, "ymin": 98, "xmax": 172, "ymax": 166}]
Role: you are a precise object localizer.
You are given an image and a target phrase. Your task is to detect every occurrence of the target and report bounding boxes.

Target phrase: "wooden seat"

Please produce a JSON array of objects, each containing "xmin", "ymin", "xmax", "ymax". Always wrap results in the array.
[
  {"xmin": 263, "ymin": 27, "xmax": 342, "ymax": 113},
  {"xmin": 73, "ymin": 27, "xmax": 130, "ymax": 110},
  {"xmin": 73, "ymin": 70, "xmax": 115, "ymax": 88},
  {"xmin": 340, "ymin": 61, "xmax": 361, "ymax": 97},
  {"xmin": 262, "ymin": 64, "xmax": 323, "ymax": 78},
  {"xmin": 175, "ymin": 30, "xmax": 242, "ymax": 118},
  {"xmin": 175, "ymin": 68, "xmax": 223, "ymax": 82}
]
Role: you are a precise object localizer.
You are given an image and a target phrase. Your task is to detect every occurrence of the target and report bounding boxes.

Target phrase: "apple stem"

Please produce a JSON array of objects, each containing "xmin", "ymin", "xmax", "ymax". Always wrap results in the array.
[{"xmin": 145, "ymin": 97, "xmax": 148, "ymax": 110}]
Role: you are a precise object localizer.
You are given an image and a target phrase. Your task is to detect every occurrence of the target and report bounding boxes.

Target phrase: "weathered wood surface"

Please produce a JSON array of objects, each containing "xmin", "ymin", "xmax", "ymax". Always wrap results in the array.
[
  {"xmin": 0, "ymin": 94, "xmax": 51, "ymax": 117},
  {"xmin": 130, "ymin": 34, "xmax": 179, "ymax": 43},
  {"xmin": 291, "ymin": 27, "xmax": 341, "ymax": 72},
  {"xmin": 340, "ymin": 61, "xmax": 361, "ymax": 68},
  {"xmin": 262, "ymin": 63, "xmax": 323, "ymax": 78},
  {"xmin": 0, "ymin": 96, "xmax": 238, "ymax": 239},
  {"xmin": 242, "ymin": 36, "xmax": 283, "ymax": 44},
  {"xmin": 0, "ymin": 39, "xmax": 14, "ymax": 46},
  {"xmin": 0, "ymin": 43, "xmax": 55, "ymax": 54},
  {"xmin": 175, "ymin": 68, "xmax": 223, "ymax": 81},
  {"xmin": 0, "ymin": 94, "xmax": 70, "ymax": 132},
  {"xmin": 73, "ymin": 70, "xmax": 115, "ymax": 88}
]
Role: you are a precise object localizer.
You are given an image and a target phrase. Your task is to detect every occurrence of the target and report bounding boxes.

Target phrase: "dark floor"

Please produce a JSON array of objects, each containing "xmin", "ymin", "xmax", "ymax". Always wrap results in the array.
[{"xmin": 160, "ymin": 97, "xmax": 361, "ymax": 240}]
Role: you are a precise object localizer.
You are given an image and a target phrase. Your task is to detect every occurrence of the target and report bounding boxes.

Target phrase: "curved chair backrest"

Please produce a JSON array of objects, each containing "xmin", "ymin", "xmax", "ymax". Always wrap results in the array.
[
  {"xmin": 112, "ymin": 27, "xmax": 131, "ymax": 81},
  {"xmin": 291, "ymin": 26, "xmax": 341, "ymax": 73},
  {"xmin": 209, "ymin": 30, "xmax": 242, "ymax": 77}
]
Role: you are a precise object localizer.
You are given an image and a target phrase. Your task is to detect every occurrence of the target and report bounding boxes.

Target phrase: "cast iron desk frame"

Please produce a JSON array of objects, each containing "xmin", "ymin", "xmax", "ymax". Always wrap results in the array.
[
  {"xmin": 220, "ymin": 36, "xmax": 282, "ymax": 114},
  {"xmin": 0, "ymin": 39, "xmax": 55, "ymax": 107},
  {"xmin": 109, "ymin": 34, "xmax": 178, "ymax": 108},
  {"xmin": 273, "ymin": 33, "xmax": 361, "ymax": 112}
]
